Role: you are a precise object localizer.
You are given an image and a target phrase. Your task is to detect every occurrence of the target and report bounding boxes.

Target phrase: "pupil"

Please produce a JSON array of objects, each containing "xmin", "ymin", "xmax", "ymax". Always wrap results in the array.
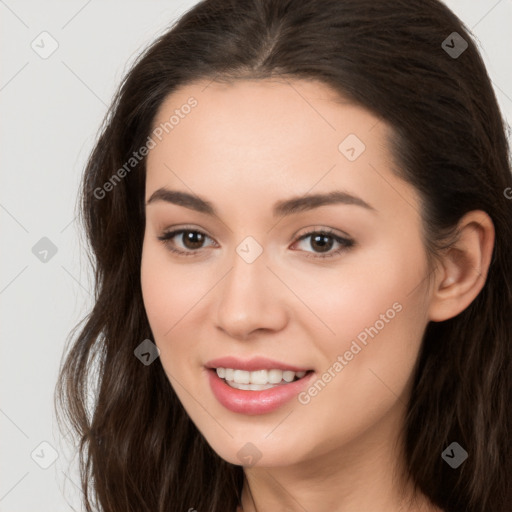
[
  {"xmin": 180, "ymin": 232, "xmax": 334, "ymax": 252},
  {"xmin": 312, "ymin": 234, "xmax": 333, "ymax": 253},
  {"xmin": 184, "ymin": 231, "xmax": 204, "ymax": 249}
]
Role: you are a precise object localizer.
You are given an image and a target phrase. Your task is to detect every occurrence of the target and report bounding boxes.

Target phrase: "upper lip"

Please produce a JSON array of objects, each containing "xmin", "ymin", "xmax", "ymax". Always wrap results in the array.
[{"xmin": 205, "ymin": 356, "xmax": 312, "ymax": 372}]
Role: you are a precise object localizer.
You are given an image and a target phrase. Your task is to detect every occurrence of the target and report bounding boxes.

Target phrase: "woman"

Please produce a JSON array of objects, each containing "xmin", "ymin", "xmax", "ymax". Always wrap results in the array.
[{"xmin": 55, "ymin": 0, "xmax": 512, "ymax": 510}]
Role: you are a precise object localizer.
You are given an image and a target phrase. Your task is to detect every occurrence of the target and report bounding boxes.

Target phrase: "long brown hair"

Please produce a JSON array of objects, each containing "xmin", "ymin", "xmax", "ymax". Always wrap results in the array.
[{"xmin": 55, "ymin": 0, "xmax": 512, "ymax": 510}]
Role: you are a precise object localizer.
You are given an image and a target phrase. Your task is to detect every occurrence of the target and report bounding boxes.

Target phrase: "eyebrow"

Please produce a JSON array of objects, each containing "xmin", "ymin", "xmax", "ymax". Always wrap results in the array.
[{"xmin": 145, "ymin": 188, "xmax": 377, "ymax": 217}]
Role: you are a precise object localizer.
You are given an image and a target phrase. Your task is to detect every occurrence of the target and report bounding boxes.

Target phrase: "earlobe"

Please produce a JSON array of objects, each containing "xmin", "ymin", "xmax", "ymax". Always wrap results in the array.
[{"xmin": 427, "ymin": 210, "xmax": 495, "ymax": 322}]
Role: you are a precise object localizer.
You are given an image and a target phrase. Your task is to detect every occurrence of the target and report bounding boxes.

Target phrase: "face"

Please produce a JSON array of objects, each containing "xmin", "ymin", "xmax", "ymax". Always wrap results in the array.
[{"xmin": 141, "ymin": 79, "xmax": 432, "ymax": 468}]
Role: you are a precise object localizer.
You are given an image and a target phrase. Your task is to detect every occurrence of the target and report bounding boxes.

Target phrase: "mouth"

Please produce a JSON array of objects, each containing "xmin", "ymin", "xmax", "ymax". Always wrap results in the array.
[
  {"xmin": 206, "ymin": 365, "xmax": 316, "ymax": 415},
  {"xmin": 210, "ymin": 367, "xmax": 314, "ymax": 391}
]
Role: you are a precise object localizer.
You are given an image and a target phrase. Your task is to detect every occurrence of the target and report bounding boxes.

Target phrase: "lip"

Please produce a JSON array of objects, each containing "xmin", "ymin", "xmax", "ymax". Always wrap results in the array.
[
  {"xmin": 204, "ymin": 356, "xmax": 312, "ymax": 372},
  {"xmin": 206, "ymin": 367, "xmax": 315, "ymax": 415}
]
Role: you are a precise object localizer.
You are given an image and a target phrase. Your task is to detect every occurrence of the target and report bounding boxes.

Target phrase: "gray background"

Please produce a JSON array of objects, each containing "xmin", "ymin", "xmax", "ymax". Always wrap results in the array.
[{"xmin": 1, "ymin": 1, "xmax": 511, "ymax": 510}]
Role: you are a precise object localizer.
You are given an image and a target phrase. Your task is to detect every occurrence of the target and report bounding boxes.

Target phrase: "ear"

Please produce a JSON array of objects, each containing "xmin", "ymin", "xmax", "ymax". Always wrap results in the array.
[{"xmin": 428, "ymin": 210, "xmax": 495, "ymax": 322}]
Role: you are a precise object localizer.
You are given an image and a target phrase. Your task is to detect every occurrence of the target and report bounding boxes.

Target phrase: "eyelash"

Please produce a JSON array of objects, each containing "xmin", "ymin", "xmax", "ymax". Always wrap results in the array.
[{"xmin": 157, "ymin": 226, "xmax": 355, "ymax": 260}]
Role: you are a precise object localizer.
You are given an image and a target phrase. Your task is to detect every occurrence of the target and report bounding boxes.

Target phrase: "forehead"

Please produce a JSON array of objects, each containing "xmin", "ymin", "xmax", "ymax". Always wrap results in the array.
[
  {"xmin": 149, "ymin": 78, "xmax": 380, "ymax": 148},
  {"xmin": 147, "ymin": 78, "xmax": 382, "ymax": 179},
  {"xmin": 144, "ymin": 78, "xmax": 419, "ymax": 224}
]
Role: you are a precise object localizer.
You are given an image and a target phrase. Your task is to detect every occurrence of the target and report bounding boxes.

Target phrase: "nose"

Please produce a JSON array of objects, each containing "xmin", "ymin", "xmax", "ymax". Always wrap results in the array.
[{"xmin": 214, "ymin": 250, "xmax": 289, "ymax": 340}]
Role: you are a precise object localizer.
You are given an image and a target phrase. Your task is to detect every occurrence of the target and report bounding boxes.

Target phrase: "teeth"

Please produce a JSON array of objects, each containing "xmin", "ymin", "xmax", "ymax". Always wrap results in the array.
[
  {"xmin": 227, "ymin": 381, "xmax": 277, "ymax": 391},
  {"xmin": 251, "ymin": 369, "xmax": 271, "ymax": 385},
  {"xmin": 268, "ymin": 369, "xmax": 284, "ymax": 384},
  {"xmin": 233, "ymin": 369, "xmax": 250, "ymax": 384},
  {"xmin": 283, "ymin": 370, "xmax": 296, "ymax": 383},
  {"xmin": 215, "ymin": 368, "xmax": 308, "ymax": 385}
]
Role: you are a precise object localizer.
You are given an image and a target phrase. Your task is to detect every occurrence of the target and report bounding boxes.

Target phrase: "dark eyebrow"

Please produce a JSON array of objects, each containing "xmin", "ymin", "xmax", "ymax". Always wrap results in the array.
[{"xmin": 146, "ymin": 188, "xmax": 377, "ymax": 217}]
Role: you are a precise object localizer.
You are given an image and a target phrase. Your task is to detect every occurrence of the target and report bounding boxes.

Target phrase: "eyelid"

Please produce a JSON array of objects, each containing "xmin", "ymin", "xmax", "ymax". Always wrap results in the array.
[
  {"xmin": 157, "ymin": 224, "xmax": 217, "ymax": 255},
  {"xmin": 157, "ymin": 224, "xmax": 354, "ymax": 259},
  {"xmin": 291, "ymin": 226, "xmax": 354, "ymax": 259},
  {"xmin": 293, "ymin": 225, "xmax": 352, "ymax": 242}
]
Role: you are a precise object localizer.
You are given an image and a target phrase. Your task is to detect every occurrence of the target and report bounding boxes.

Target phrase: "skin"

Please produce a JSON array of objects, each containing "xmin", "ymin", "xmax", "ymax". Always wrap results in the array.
[{"xmin": 140, "ymin": 79, "xmax": 495, "ymax": 512}]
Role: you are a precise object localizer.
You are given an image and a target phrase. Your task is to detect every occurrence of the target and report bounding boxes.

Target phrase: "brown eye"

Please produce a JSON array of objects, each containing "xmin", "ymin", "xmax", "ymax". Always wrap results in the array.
[
  {"xmin": 309, "ymin": 233, "xmax": 335, "ymax": 253},
  {"xmin": 157, "ymin": 228, "xmax": 214, "ymax": 257},
  {"xmin": 157, "ymin": 227, "xmax": 354, "ymax": 260},
  {"xmin": 292, "ymin": 229, "xmax": 354, "ymax": 259},
  {"xmin": 180, "ymin": 230, "xmax": 206, "ymax": 250}
]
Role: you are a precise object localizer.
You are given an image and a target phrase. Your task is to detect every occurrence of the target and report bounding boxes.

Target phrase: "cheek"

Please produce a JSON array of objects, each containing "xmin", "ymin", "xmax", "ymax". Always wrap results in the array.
[
  {"xmin": 141, "ymin": 240, "xmax": 199, "ymax": 336},
  {"xmin": 294, "ymin": 294, "xmax": 425, "ymax": 455},
  {"xmin": 140, "ymin": 242, "xmax": 182, "ymax": 366},
  {"xmin": 308, "ymin": 240, "xmax": 427, "ymax": 383},
  {"xmin": 140, "ymin": 244, "xmax": 172, "ymax": 336},
  {"xmin": 140, "ymin": 240, "xmax": 211, "ymax": 379},
  {"xmin": 304, "ymin": 245, "xmax": 424, "ymax": 346}
]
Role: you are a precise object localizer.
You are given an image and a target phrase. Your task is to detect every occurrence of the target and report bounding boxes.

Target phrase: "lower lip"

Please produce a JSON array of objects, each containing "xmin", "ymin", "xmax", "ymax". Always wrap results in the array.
[{"xmin": 206, "ymin": 368, "xmax": 315, "ymax": 415}]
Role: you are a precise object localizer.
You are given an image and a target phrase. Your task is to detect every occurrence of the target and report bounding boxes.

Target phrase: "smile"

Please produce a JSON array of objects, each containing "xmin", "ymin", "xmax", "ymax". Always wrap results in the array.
[
  {"xmin": 206, "ymin": 367, "xmax": 315, "ymax": 415},
  {"xmin": 216, "ymin": 367, "xmax": 308, "ymax": 390}
]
